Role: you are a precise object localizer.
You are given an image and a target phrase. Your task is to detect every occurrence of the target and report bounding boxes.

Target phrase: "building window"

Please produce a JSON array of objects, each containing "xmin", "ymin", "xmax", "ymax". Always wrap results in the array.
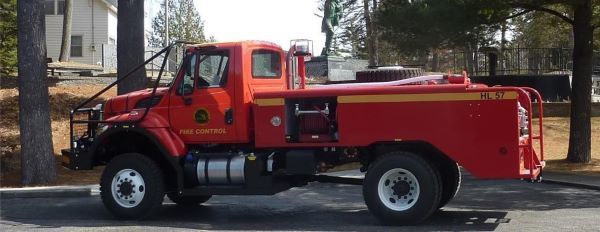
[
  {"xmin": 44, "ymin": 0, "xmax": 65, "ymax": 15},
  {"xmin": 71, "ymin": 36, "xmax": 83, "ymax": 57},
  {"xmin": 251, "ymin": 50, "xmax": 281, "ymax": 79},
  {"xmin": 56, "ymin": 0, "xmax": 65, "ymax": 15},
  {"xmin": 44, "ymin": 0, "xmax": 54, "ymax": 15}
]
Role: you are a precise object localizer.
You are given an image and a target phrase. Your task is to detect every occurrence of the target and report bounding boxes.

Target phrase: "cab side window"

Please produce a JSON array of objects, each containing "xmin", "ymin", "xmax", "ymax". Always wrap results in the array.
[
  {"xmin": 197, "ymin": 51, "xmax": 229, "ymax": 88},
  {"xmin": 252, "ymin": 50, "xmax": 281, "ymax": 79}
]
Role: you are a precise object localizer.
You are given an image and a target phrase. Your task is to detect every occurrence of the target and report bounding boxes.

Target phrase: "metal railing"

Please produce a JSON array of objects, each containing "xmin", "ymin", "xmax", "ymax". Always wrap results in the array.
[{"xmin": 450, "ymin": 48, "xmax": 600, "ymax": 76}]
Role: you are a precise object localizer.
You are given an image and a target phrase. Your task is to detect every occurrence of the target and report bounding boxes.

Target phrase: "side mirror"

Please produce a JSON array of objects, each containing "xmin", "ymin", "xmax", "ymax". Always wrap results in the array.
[
  {"xmin": 184, "ymin": 53, "xmax": 193, "ymax": 77},
  {"xmin": 177, "ymin": 52, "xmax": 194, "ymax": 96}
]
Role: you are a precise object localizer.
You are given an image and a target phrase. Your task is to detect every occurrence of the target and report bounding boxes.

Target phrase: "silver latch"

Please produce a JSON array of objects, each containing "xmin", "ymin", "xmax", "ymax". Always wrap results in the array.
[{"xmin": 294, "ymin": 103, "xmax": 329, "ymax": 116}]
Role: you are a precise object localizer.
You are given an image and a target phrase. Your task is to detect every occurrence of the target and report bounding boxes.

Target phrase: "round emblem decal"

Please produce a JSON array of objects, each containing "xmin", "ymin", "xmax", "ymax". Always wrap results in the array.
[{"xmin": 194, "ymin": 108, "xmax": 210, "ymax": 125}]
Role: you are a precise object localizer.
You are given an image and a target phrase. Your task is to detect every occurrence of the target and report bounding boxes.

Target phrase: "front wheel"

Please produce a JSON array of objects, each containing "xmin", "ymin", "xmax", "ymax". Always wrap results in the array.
[
  {"xmin": 363, "ymin": 152, "xmax": 442, "ymax": 225},
  {"xmin": 100, "ymin": 153, "xmax": 165, "ymax": 219}
]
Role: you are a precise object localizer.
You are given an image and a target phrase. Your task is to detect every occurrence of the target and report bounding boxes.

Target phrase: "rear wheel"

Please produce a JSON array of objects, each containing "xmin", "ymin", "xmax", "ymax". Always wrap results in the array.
[
  {"xmin": 363, "ymin": 151, "xmax": 442, "ymax": 225},
  {"xmin": 167, "ymin": 193, "xmax": 212, "ymax": 206},
  {"xmin": 100, "ymin": 153, "xmax": 165, "ymax": 219},
  {"xmin": 437, "ymin": 162, "xmax": 461, "ymax": 209}
]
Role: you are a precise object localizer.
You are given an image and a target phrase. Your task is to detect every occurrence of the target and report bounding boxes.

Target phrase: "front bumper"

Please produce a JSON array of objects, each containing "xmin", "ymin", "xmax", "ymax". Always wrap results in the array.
[{"xmin": 61, "ymin": 149, "xmax": 93, "ymax": 170}]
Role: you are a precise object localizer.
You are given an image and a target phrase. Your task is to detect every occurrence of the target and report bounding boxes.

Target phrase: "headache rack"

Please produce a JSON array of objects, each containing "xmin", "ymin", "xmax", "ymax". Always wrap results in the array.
[
  {"xmin": 518, "ymin": 87, "xmax": 545, "ymax": 180},
  {"xmin": 487, "ymin": 86, "xmax": 545, "ymax": 180},
  {"xmin": 62, "ymin": 41, "xmax": 192, "ymax": 170}
]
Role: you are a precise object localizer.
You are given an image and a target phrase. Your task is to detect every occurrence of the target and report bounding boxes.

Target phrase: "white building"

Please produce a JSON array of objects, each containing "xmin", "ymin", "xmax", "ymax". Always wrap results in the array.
[{"xmin": 44, "ymin": 0, "xmax": 118, "ymax": 65}]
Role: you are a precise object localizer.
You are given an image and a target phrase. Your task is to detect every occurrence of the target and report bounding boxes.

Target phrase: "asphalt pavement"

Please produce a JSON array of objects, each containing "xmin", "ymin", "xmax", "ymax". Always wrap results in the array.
[{"xmin": 1, "ymin": 171, "xmax": 600, "ymax": 231}]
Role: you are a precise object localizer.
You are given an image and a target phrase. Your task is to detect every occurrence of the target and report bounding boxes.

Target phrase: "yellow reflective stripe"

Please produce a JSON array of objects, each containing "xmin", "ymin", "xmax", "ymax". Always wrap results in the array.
[
  {"xmin": 338, "ymin": 91, "xmax": 517, "ymax": 103},
  {"xmin": 255, "ymin": 98, "xmax": 284, "ymax": 106}
]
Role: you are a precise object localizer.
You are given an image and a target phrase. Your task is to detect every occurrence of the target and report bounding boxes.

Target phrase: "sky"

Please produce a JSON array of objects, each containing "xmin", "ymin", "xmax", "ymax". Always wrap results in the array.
[{"xmin": 146, "ymin": 0, "xmax": 325, "ymax": 53}]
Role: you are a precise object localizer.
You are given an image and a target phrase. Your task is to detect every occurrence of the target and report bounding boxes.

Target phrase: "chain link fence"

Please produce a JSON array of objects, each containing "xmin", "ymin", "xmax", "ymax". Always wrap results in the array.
[{"xmin": 102, "ymin": 44, "xmax": 183, "ymax": 77}]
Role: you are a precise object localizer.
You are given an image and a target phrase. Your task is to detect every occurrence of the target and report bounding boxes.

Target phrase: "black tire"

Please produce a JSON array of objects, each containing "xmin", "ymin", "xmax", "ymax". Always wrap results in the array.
[
  {"xmin": 167, "ymin": 193, "xmax": 211, "ymax": 206},
  {"xmin": 437, "ymin": 162, "xmax": 461, "ymax": 210},
  {"xmin": 355, "ymin": 68, "xmax": 424, "ymax": 83},
  {"xmin": 100, "ymin": 153, "xmax": 165, "ymax": 219},
  {"xmin": 363, "ymin": 151, "xmax": 442, "ymax": 225}
]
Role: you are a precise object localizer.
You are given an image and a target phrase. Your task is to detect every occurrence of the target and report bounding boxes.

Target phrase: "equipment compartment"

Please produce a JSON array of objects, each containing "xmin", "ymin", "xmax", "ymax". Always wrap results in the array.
[{"xmin": 284, "ymin": 97, "xmax": 338, "ymax": 143}]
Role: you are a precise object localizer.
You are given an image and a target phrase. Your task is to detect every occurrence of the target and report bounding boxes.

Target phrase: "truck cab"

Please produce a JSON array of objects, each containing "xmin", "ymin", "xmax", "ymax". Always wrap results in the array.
[
  {"xmin": 166, "ymin": 41, "xmax": 289, "ymax": 144},
  {"xmin": 100, "ymin": 41, "xmax": 288, "ymax": 146},
  {"xmin": 62, "ymin": 40, "xmax": 544, "ymax": 225}
]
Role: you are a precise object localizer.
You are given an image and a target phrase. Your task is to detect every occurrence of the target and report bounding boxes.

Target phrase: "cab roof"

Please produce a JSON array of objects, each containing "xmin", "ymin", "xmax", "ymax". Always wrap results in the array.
[{"xmin": 186, "ymin": 40, "xmax": 282, "ymax": 51}]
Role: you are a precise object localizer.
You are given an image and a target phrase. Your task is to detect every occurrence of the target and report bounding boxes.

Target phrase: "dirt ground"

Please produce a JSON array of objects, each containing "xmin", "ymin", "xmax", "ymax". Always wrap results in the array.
[
  {"xmin": 533, "ymin": 117, "xmax": 600, "ymax": 175},
  {"xmin": 1, "ymin": 83, "xmax": 599, "ymax": 187},
  {"xmin": 1, "ymin": 84, "xmax": 115, "ymax": 187}
]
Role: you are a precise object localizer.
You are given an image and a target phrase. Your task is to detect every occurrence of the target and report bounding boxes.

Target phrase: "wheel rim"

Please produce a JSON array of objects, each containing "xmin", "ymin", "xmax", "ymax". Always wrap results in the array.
[
  {"xmin": 111, "ymin": 169, "xmax": 146, "ymax": 208},
  {"xmin": 377, "ymin": 168, "xmax": 420, "ymax": 211}
]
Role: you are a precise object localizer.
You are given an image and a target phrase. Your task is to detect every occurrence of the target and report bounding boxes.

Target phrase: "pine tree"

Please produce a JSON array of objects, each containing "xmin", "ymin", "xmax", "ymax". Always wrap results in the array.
[
  {"xmin": 17, "ymin": 0, "xmax": 57, "ymax": 185},
  {"xmin": 148, "ymin": 0, "xmax": 206, "ymax": 47},
  {"xmin": 117, "ymin": 0, "xmax": 146, "ymax": 95}
]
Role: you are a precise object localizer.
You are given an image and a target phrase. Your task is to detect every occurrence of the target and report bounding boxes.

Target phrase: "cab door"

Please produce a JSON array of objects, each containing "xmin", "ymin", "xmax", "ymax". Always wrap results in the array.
[{"xmin": 169, "ymin": 48, "xmax": 237, "ymax": 143}]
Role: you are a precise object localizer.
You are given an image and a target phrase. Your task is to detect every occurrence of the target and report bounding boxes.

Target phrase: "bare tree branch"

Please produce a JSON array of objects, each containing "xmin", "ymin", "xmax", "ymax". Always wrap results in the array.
[
  {"xmin": 513, "ymin": 3, "xmax": 575, "ymax": 24},
  {"xmin": 488, "ymin": 9, "xmax": 533, "ymax": 24}
]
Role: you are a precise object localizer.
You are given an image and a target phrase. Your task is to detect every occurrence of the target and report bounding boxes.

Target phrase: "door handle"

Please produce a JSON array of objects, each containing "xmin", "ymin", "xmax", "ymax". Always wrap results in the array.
[{"xmin": 225, "ymin": 108, "xmax": 233, "ymax": 125}]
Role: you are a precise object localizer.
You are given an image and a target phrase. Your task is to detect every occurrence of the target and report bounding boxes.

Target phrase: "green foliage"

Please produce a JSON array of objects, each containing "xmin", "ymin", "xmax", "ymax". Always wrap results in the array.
[
  {"xmin": 335, "ymin": 0, "xmax": 368, "ymax": 58},
  {"xmin": 375, "ymin": 0, "xmax": 600, "ymax": 67},
  {"xmin": 148, "ymin": 0, "xmax": 206, "ymax": 47},
  {"xmin": 487, "ymin": 0, "xmax": 599, "ymax": 49},
  {"xmin": 377, "ymin": 0, "xmax": 505, "ymax": 54},
  {"xmin": 511, "ymin": 9, "xmax": 572, "ymax": 48},
  {"xmin": 0, "ymin": 0, "xmax": 17, "ymax": 75}
]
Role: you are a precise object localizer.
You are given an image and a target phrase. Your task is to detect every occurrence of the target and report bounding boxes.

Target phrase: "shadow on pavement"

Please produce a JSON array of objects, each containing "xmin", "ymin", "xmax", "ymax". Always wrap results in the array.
[
  {"xmin": 450, "ymin": 173, "xmax": 600, "ymax": 211},
  {"xmin": 0, "ymin": 198, "xmax": 506, "ymax": 231}
]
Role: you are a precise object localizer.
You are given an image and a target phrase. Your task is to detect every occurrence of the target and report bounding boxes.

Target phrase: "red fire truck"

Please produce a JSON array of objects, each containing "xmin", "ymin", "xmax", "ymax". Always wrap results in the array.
[{"xmin": 62, "ymin": 40, "xmax": 544, "ymax": 225}]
